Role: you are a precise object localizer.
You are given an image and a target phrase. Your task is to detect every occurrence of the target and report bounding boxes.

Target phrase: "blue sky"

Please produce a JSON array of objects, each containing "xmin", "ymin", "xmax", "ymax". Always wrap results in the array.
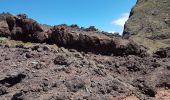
[{"xmin": 0, "ymin": 0, "xmax": 136, "ymax": 34}]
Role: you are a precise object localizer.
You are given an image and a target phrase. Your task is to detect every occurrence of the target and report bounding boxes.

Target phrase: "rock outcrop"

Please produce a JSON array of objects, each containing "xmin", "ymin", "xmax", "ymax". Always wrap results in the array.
[
  {"xmin": 0, "ymin": 13, "xmax": 11, "ymax": 37},
  {"xmin": 0, "ymin": 13, "xmax": 48, "ymax": 43},
  {"xmin": 123, "ymin": 0, "xmax": 170, "ymax": 53},
  {"xmin": 0, "ymin": 13, "xmax": 147, "ymax": 56},
  {"xmin": 48, "ymin": 25, "xmax": 147, "ymax": 56}
]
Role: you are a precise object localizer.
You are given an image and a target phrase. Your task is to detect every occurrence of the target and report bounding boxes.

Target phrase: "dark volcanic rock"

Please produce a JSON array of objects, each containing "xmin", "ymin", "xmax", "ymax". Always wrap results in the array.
[
  {"xmin": 154, "ymin": 47, "xmax": 170, "ymax": 58},
  {"xmin": 49, "ymin": 25, "xmax": 147, "ymax": 56},
  {"xmin": 85, "ymin": 26, "xmax": 98, "ymax": 31},
  {"xmin": 124, "ymin": 0, "xmax": 170, "ymax": 39},
  {"xmin": 0, "ymin": 13, "xmax": 11, "ymax": 37},
  {"xmin": 123, "ymin": 0, "xmax": 170, "ymax": 52},
  {"xmin": 65, "ymin": 77, "xmax": 85, "ymax": 92},
  {"xmin": 0, "ymin": 13, "xmax": 48, "ymax": 42},
  {"xmin": 0, "ymin": 13, "xmax": 148, "ymax": 56},
  {"xmin": 0, "ymin": 42, "xmax": 169, "ymax": 99}
]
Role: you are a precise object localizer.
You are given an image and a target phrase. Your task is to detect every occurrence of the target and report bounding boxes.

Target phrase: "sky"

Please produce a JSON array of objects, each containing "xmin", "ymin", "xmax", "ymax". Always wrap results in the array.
[{"xmin": 0, "ymin": 0, "xmax": 137, "ymax": 34}]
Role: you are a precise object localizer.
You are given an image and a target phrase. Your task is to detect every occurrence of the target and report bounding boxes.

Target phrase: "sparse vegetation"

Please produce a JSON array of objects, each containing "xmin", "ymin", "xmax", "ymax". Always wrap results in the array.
[
  {"xmin": 132, "ymin": 1, "xmax": 154, "ymax": 13},
  {"xmin": 0, "ymin": 37, "xmax": 33, "ymax": 46},
  {"xmin": 49, "ymin": 44, "xmax": 58, "ymax": 49},
  {"xmin": 15, "ymin": 41, "xmax": 33, "ymax": 46},
  {"xmin": 131, "ymin": 35, "xmax": 168, "ymax": 54},
  {"xmin": 0, "ymin": 37, "xmax": 7, "ymax": 43}
]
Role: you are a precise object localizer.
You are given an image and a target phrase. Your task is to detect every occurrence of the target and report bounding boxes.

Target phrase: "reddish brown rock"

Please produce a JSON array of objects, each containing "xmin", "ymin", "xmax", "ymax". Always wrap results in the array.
[
  {"xmin": 0, "ymin": 13, "xmax": 47, "ymax": 42},
  {"xmin": 49, "ymin": 25, "xmax": 147, "ymax": 56},
  {"xmin": 0, "ymin": 21, "xmax": 10, "ymax": 37},
  {"xmin": 0, "ymin": 13, "xmax": 11, "ymax": 37},
  {"xmin": 0, "ymin": 13, "xmax": 148, "ymax": 56}
]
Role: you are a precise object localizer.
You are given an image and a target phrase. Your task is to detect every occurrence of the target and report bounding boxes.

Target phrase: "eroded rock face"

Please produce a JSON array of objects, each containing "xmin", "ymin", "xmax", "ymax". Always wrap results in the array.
[
  {"xmin": 0, "ymin": 13, "xmax": 11, "ymax": 37},
  {"xmin": 123, "ymin": 0, "xmax": 170, "ymax": 52},
  {"xmin": 49, "ymin": 25, "xmax": 147, "ymax": 56},
  {"xmin": 0, "ymin": 13, "xmax": 147, "ymax": 56},
  {"xmin": 124, "ymin": 0, "xmax": 170, "ymax": 39},
  {"xmin": 0, "ymin": 13, "xmax": 48, "ymax": 42}
]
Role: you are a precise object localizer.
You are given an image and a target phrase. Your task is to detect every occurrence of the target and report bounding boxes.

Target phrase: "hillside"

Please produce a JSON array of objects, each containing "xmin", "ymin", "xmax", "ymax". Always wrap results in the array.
[
  {"xmin": 123, "ymin": 0, "xmax": 170, "ymax": 53},
  {"xmin": 0, "ymin": 38, "xmax": 169, "ymax": 100},
  {"xmin": 0, "ymin": 1, "xmax": 170, "ymax": 99}
]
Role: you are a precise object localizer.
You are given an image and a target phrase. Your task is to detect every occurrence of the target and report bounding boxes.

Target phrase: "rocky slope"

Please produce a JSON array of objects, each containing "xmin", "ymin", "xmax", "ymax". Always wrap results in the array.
[
  {"xmin": 123, "ymin": 0, "xmax": 170, "ymax": 53},
  {"xmin": 0, "ymin": 40, "xmax": 169, "ymax": 100},
  {"xmin": 0, "ymin": 3, "xmax": 170, "ymax": 99}
]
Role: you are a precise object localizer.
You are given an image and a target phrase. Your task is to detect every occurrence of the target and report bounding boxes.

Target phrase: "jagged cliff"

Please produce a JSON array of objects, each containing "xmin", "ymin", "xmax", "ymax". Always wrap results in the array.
[{"xmin": 123, "ymin": 0, "xmax": 170, "ymax": 53}]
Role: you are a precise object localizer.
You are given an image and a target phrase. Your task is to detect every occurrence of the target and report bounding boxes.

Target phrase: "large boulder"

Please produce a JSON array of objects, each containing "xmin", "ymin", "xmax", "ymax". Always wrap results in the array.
[
  {"xmin": 0, "ymin": 21, "xmax": 10, "ymax": 37},
  {"xmin": 123, "ymin": 0, "xmax": 170, "ymax": 53},
  {"xmin": 0, "ymin": 13, "xmax": 48, "ymax": 42},
  {"xmin": 0, "ymin": 13, "xmax": 11, "ymax": 37}
]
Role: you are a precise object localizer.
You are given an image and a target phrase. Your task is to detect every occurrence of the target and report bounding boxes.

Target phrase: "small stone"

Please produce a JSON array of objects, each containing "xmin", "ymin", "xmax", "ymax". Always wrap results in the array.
[
  {"xmin": 65, "ymin": 77, "xmax": 85, "ymax": 92},
  {"xmin": 32, "ymin": 45, "xmax": 40, "ymax": 51},
  {"xmin": 43, "ymin": 45, "xmax": 51, "ymax": 51},
  {"xmin": 11, "ymin": 64, "xmax": 17, "ymax": 67},
  {"xmin": 7, "ymin": 71, "xmax": 19, "ymax": 77},
  {"xmin": 93, "ymin": 68, "xmax": 107, "ymax": 76},
  {"xmin": 54, "ymin": 54, "xmax": 71, "ymax": 65},
  {"xmin": 15, "ymin": 44, "xmax": 24, "ymax": 48},
  {"xmin": 37, "ymin": 47, "xmax": 43, "ymax": 52},
  {"xmin": 0, "ymin": 86, "xmax": 7, "ymax": 95},
  {"xmin": 34, "ymin": 62, "xmax": 46, "ymax": 69},
  {"xmin": 25, "ymin": 53, "xmax": 32, "ymax": 58},
  {"xmin": 74, "ymin": 52, "xmax": 83, "ymax": 58},
  {"xmin": 30, "ymin": 61, "xmax": 39, "ymax": 68},
  {"xmin": 0, "ymin": 44, "xmax": 4, "ymax": 47},
  {"xmin": 97, "ymin": 64, "xmax": 105, "ymax": 69},
  {"xmin": 4, "ymin": 56, "xmax": 10, "ymax": 60},
  {"xmin": 167, "ymin": 65, "xmax": 170, "ymax": 70},
  {"xmin": 115, "ymin": 62, "xmax": 120, "ymax": 68},
  {"xmin": 69, "ymin": 49, "xmax": 77, "ymax": 52},
  {"xmin": 4, "ymin": 44, "xmax": 10, "ymax": 48}
]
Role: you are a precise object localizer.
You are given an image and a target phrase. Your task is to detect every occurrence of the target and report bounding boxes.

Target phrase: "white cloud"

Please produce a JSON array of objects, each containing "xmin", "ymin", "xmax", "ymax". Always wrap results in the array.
[
  {"xmin": 111, "ymin": 13, "xmax": 129, "ymax": 27},
  {"xmin": 108, "ymin": 31, "xmax": 115, "ymax": 34}
]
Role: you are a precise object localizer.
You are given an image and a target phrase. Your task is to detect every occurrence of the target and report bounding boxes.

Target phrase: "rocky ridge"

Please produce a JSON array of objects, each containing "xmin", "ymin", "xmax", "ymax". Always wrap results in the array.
[
  {"xmin": 0, "ymin": 13, "xmax": 147, "ymax": 56},
  {"xmin": 123, "ymin": 0, "xmax": 170, "ymax": 53}
]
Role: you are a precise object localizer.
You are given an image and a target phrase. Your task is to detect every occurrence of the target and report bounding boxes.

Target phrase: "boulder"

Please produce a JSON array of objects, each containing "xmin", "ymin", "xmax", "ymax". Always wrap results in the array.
[
  {"xmin": 0, "ymin": 21, "xmax": 10, "ymax": 37},
  {"xmin": 154, "ymin": 47, "xmax": 170, "ymax": 58},
  {"xmin": 0, "ymin": 13, "xmax": 47, "ymax": 42},
  {"xmin": 0, "ymin": 13, "xmax": 11, "ymax": 37}
]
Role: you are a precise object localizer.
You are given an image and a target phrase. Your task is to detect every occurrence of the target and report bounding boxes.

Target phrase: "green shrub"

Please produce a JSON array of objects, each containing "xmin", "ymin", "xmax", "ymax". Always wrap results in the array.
[
  {"xmin": 15, "ymin": 41, "xmax": 32, "ymax": 46},
  {"xmin": 49, "ymin": 44, "xmax": 58, "ymax": 49}
]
